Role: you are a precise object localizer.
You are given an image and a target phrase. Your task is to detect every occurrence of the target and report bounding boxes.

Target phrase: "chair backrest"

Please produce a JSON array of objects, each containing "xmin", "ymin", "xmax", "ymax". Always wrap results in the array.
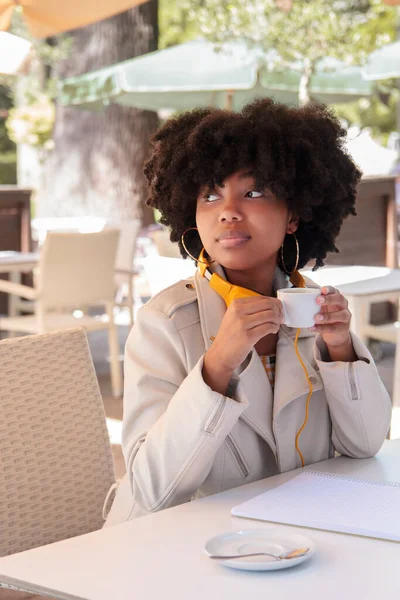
[
  {"xmin": 0, "ymin": 328, "xmax": 116, "ymax": 556},
  {"xmin": 104, "ymin": 219, "xmax": 141, "ymax": 273},
  {"xmin": 37, "ymin": 230, "xmax": 119, "ymax": 309},
  {"xmin": 151, "ymin": 227, "xmax": 182, "ymax": 259},
  {"xmin": 31, "ymin": 216, "xmax": 106, "ymax": 246}
]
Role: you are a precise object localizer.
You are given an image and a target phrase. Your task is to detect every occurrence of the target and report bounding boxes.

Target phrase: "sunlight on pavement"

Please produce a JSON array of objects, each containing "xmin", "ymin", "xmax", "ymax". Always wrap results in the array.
[{"xmin": 107, "ymin": 417, "xmax": 123, "ymax": 445}]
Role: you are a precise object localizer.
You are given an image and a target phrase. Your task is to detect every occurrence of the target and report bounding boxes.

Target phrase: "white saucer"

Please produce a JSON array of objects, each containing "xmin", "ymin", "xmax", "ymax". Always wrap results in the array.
[{"xmin": 204, "ymin": 529, "xmax": 315, "ymax": 571}]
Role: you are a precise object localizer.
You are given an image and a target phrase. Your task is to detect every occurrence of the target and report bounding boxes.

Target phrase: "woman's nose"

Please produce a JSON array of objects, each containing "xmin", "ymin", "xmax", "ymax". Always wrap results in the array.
[{"xmin": 218, "ymin": 196, "xmax": 243, "ymax": 222}]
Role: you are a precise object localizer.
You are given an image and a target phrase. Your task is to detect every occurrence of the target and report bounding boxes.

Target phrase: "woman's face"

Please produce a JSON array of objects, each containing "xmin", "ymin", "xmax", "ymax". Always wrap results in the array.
[{"xmin": 196, "ymin": 169, "xmax": 298, "ymax": 274}]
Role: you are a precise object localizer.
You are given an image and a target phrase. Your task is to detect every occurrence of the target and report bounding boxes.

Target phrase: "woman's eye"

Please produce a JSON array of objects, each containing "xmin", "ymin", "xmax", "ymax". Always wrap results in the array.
[
  {"xmin": 246, "ymin": 190, "xmax": 263, "ymax": 198},
  {"xmin": 205, "ymin": 193, "xmax": 219, "ymax": 202}
]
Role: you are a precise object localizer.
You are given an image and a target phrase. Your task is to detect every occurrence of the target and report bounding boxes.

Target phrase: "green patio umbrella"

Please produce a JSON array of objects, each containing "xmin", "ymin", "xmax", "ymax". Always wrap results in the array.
[
  {"xmin": 59, "ymin": 39, "xmax": 372, "ymax": 112},
  {"xmin": 363, "ymin": 40, "xmax": 400, "ymax": 81}
]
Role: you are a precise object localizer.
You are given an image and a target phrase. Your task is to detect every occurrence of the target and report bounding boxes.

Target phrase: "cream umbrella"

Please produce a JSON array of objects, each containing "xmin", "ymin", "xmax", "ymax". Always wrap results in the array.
[
  {"xmin": 60, "ymin": 39, "xmax": 373, "ymax": 112},
  {"xmin": 0, "ymin": 0, "xmax": 149, "ymax": 39},
  {"xmin": 363, "ymin": 40, "xmax": 400, "ymax": 81},
  {"xmin": 0, "ymin": 31, "xmax": 31, "ymax": 74}
]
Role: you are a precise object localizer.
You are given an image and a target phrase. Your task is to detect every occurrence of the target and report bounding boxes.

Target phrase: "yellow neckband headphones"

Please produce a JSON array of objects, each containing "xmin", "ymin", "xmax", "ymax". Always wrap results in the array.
[{"xmin": 182, "ymin": 232, "xmax": 313, "ymax": 467}]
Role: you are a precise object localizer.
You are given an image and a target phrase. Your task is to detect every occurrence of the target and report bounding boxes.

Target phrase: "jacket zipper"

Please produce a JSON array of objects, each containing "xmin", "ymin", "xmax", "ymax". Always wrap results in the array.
[
  {"xmin": 206, "ymin": 397, "xmax": 226, "ymax": 433},
  {"xmin": 348, "ymin": 363, "xmax": 359, "ymax": 400},
  {"xmin": 226, "ymin": 435, "xmax": 250, "ymax": 478}
]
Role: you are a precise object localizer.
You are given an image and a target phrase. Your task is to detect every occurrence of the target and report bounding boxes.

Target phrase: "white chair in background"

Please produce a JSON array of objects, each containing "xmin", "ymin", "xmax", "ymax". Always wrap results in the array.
[
  {"xmin": 0, "ymin": 230, "xmax": 123, "ymax": 397},
  {"xmin": 104, "ymin": 219, "xmax": 141, "ymax": 326},
  {"xmin": 31, "ymin": 217, "xmax": 141, "ymax": 326},
  {"xmin": 0, "ymin": 329, "xmax": 116, "ymax": 558},
  {"xmin": 151, "ymin": 226, "xmax": 182, "ymax": 259},
  {"xmin": 31, "ymin": 216, "xmax": 106, "ymax": 246}
]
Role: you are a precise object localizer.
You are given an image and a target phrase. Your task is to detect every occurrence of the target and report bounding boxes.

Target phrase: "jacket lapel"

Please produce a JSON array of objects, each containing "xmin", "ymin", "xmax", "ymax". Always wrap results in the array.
[
  {"xmin": 273, "ymin": 326, "xmax": 323, "ymax": 420},
  {"xmin": 194, "ymin": 265, "xmax": 275, "ymax": 449},
  {"xmin": 194, "ymin": 267, "xmax": 226, "ymax": 351},
  {"xmin": 234, "ymin": 349, "xmax": 276, "ymax": 451}
]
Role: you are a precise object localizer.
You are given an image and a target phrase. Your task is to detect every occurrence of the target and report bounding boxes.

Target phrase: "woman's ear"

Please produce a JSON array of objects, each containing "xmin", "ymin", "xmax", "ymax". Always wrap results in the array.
[{"xmin": 287, "ymin": 213, "xmax": 299, "ymax": 234}]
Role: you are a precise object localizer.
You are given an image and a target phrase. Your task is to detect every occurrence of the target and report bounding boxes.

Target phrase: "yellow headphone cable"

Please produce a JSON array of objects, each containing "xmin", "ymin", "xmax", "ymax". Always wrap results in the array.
[{"xmin": 293, "ymin": 327, "xmax": 313, "ymax": 467}]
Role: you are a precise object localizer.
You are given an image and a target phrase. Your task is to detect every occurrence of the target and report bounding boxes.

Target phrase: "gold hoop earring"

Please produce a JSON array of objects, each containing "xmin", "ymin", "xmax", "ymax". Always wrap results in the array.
[
  {"xmin": 280, "ymin": 232, "xmax": 299, "ymax": 275},
  {"xmin": 180, "ymin": 227, "xmax": 214, "ymax": 266}
]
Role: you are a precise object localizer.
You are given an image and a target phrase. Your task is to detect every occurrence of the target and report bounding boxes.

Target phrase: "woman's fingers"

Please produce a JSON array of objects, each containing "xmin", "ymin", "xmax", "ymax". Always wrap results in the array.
[
  {"xmin": 317, "ymin": 290, "xmax": 348, "ymax": 311},
  {"xmin": 229, "ymin": 296, "xmax": 283, "ymax": 319},
  {"xmin": 314, "ymin": 309, "xmax": 350, "ymax": 325},
  {"xmin": 310, "ymin": 323, "xmax": 350, "ymax": 334},
  {"xmin": 250, "ymin": 321, "xmax": 282, "ymax": 337},
  {"xmin": 246, "ymin": 309, "xmax": 283, "ymax": 331}
]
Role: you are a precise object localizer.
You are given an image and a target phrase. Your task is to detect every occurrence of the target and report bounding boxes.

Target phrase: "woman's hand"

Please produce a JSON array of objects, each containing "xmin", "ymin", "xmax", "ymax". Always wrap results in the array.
[
  {"xmin": 202, "ymin": 296, "xmax": 283, "ymax": 394},
  {"xmin": 310, "ymin": 286, "xmax": 357, "ymax": 362}
]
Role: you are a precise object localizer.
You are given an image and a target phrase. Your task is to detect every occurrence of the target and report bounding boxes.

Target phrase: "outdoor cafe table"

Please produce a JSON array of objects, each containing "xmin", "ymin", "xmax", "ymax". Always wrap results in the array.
[
  {"xmin": 0, "ymin": 251, "xmax": 39, "ymax": 317},
  {"xmin": 0, "ymin": 251, "xmax": 39, "ymax": 274},
  {"xmin": 0, "ymin": 439, "xmax": 399, "ymax": 600}
]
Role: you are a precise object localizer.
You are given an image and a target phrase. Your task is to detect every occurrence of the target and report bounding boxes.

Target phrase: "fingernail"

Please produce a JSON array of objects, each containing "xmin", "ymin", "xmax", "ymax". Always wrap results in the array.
[
  {"xmin": 315, "ymin": 314, "xmax": 324, "ymax": 322},
  {"xmin": 309, "ymin": 326, "xmax": 316, "ymax": 331},
  {"xmin": 317, "ymin": 296, "xmax": 325, "ymax": 304}
]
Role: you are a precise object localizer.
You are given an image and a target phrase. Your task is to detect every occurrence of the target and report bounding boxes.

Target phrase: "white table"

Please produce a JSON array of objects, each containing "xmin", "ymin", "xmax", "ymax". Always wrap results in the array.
[
  {"xmin": 302, "ymin": 265, "xmax": 400, "ymax": 408},
  {"xmin": 0, "ymin": 439, "xmax": 399, "ymax": 600},
  {"xmin": 0, "ymin": 251, "xmax": 39, "ymax": 317},
  {"xmin": 0, "ymin": 251, "xmax": 39, "ymax": 274},
  {"xmin": 301, "ymin": 265, "xmax": 400, "ymax": 345}
]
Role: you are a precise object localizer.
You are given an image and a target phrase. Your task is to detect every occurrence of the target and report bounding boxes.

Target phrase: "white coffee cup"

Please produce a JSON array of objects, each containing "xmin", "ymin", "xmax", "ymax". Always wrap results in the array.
[{"xmin": 277, "ymin": 288, "xmax": 321, "ymax": 328}]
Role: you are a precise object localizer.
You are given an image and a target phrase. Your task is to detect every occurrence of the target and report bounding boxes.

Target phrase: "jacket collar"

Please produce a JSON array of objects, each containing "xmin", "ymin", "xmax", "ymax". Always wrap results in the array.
[{"xmin": 194, "ymin": 262, "xmax": 322, "ymax": 443}]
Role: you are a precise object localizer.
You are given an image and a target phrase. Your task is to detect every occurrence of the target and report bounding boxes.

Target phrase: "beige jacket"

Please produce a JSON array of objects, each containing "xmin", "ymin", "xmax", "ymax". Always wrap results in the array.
[{"xmin": 106, "ymin": 265, "xmax": 391, "ymax": 525}]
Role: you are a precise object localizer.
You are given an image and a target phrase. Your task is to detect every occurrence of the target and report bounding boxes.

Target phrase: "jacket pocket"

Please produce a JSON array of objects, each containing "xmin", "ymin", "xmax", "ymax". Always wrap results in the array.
[{"xmin": 225, "ymin": 435, "xmax": 250, "ymax": 478}]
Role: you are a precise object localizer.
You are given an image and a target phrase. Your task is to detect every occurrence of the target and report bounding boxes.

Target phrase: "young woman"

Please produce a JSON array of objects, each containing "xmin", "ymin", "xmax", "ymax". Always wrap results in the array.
[{"xmin": 108, "ymin": 99, "xmax": 391, "ymax": 523}]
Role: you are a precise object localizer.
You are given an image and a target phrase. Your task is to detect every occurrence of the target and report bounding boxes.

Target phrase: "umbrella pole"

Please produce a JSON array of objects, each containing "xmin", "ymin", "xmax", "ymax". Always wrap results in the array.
[{"xmin": 225, "ymin": 90, "xmax": 234, "ymax": 110}]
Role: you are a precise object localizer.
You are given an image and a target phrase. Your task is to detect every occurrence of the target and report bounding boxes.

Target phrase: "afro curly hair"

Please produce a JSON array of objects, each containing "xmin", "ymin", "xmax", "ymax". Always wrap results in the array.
[{"xmin": 144, "ymin": 98, "xmax": 361, "ymax": 270}]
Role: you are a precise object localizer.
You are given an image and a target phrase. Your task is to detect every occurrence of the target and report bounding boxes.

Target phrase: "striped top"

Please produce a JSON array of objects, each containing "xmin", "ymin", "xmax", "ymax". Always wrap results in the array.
[{"xmin": 260, "ymin": 355, "xmax": 276, "ymax": 390}]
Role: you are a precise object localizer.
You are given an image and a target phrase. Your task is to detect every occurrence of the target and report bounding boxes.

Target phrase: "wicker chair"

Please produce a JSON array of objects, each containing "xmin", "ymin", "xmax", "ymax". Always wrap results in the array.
[
  {"xmin": 0, "ymin": 229, "xmax": 123, "ymax": 397},
  {"xmin": 0, "ymin": 328, "xmax": 116, "ymax": 557}
]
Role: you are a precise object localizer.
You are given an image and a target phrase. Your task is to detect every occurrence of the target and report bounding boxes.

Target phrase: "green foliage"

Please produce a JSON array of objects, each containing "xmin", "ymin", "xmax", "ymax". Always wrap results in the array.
[
  {"xmin": 159, "ymin": 1, "xmax": 201, "ymax": 48},
  {"xmin": 2, "ymin": 12, "xmax": 71, "ymax": 155},
  {"xmin": 187, "ymin": 0, "xmax": 397, "ymax": 65},
  {"xmin": 0, "ymin": 84, "xmax": 16, "ymax": 154},
  {"xmin": 333, "ymin": 89, "xmax": 399, "ymax": 144},
  {"xmin": 0, "ymin": 151, "xmax": 17, "ymax": 184},
  {"xmin": 6, "ymin": 94, "xmax": 55, "ymax": 149},
  {"xmin": 159, "ymin": 0, "xmax": 398, "ymax": 106}
]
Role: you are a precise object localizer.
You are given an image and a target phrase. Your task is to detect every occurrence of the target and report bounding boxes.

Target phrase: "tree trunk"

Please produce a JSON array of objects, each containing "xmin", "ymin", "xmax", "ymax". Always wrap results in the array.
[
  {"xmin": 298, "ymin": 58, "xmax": 313, "ymax": 106},
  {"xmin": 39, "ymin": 1, "xmax": 158, "ymax": 224}
]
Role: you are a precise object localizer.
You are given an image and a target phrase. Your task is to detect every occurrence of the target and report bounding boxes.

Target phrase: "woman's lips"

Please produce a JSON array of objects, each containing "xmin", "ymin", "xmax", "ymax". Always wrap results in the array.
[{"xmin": 217, "ymin": 236, "xmax": 251, "ymax": 248}]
